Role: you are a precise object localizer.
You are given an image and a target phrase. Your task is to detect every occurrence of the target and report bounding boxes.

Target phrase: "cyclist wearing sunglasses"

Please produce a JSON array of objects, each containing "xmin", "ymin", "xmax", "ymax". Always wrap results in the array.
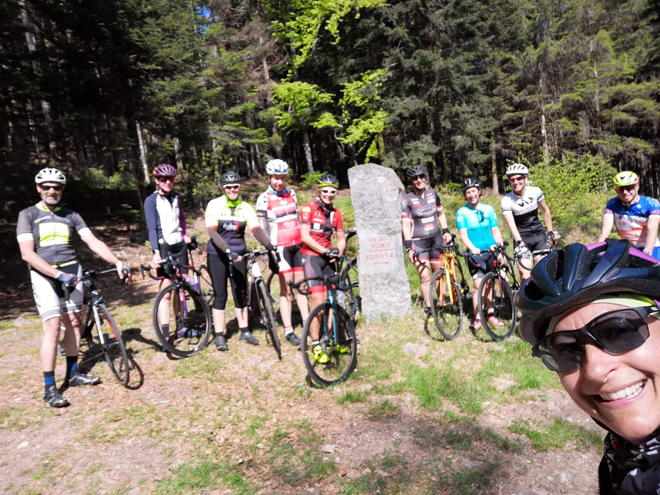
[
  {"xmin": 145, "ymin": 164, "xmax": 193, "ymax": 347},
  {"xmin": 597, "ymin": 171, "xmax": 660, "ymax": 260},
  {"xmin": 255, "ymin": 159, "xmax": 309, "ymax": 346},
  {"xmin": 17, "ymin": 168, "xmax": 131, "ymax": 408},
  {"xmin": 401, "ymin": 164, "xmax": 454, "ymax": 321},
  {"xmin": 515, "ymin": 240, "xmax": 660, "ymax": 494},
  {"xmin": 300, "ymin": 173, "xmax": 345, "ymax": 364},
  {"xmin": 501, "ymin": 163, "xmax": 558, "ymax": 281},
  {"xmin": 456, "ymin": 178, "xmax": 507, "ymax": 330},
  {"xmin": 205, "ymin": 171, "xmax": 276, "ymax": 351}
]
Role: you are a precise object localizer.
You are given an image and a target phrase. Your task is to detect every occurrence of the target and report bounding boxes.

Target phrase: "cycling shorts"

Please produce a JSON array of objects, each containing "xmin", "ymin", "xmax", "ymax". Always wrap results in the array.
[
  {"xmin": 30, "ymin": 263, "xmax": 83, "ymax": 322},
  {"xmin": 467, "ymin": 253, "xmax": 493, "ymax": 281},
  {"xmin": 412, "ymin": 234, "xmax": 445, "ymax": 262},
  {"xmin": 157, "ymin": 241, "xmax": 189, "ymax": 277},
  {"xmin": 521, "ymin": 232, "xmax": 549, "ymax": 257},
  {"xmin": 207, "ymin": 251, "xmax": 248, "ymax": 310},
  {"xmin": 270, "ymin": 243, "xmax": 304, "ymax": 275},
  {"xmin": 302, "ymin": 254, "xmax": 336, "ymax": 294}
]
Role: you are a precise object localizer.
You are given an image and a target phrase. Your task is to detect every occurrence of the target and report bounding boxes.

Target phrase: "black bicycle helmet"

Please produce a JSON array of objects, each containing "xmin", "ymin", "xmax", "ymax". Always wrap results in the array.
[
  {"xmin": 316, "ymin": 173, "xmax": 339, "ymax": 188},
  {"xmin": 515, "ymin": 240, "xmax": 660, "ymax": 346},
  {"xmin": 220, "ymin": 171, "xmax": 241, "ymax": 186},
  {"xmin": 406, "ymin": 165, "xmax": 427, "ymax": 179},
  {"xmin": 461, "ymin": 178, "xmax": 480, "ymax": 193}
]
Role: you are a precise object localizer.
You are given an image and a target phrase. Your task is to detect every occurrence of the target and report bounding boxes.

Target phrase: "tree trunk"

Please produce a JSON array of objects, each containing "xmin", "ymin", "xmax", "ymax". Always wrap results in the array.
[
  {"xmin": 491, "ymin": 137, "xmax": 499, "ymax": 195},
  {"xmin": 302, "ymin": 131, "xmax": 314, "ymax": 173},
  {"xmin": 173, "ymin": 137, "xmax": 184, "ymax": 171},
  {"xmin": 136, "ymin": 121, "xmax": 150, "ymax": 183}
]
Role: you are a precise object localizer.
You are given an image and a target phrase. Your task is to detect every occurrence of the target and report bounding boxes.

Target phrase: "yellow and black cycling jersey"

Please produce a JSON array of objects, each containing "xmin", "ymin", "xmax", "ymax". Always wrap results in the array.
[
  {"xmin": 16, "ymin": 202, "xmax": 91, "ymax": 268},
  {"xmin": 205, "ymin": 195, "xmax": 259, "ymax": 254}
]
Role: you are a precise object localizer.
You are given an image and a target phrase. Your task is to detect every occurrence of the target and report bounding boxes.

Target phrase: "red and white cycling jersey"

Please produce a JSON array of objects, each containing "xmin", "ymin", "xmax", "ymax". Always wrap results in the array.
[{"xmin": 255, "ymin": 188, "xmax": 302, "ymax": 247}]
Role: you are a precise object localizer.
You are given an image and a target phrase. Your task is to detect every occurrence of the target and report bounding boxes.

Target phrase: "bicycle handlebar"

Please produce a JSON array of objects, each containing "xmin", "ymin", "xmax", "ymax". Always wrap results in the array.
[{"xmin": 287, "ymin": 272, "xmax": 348, "ymax": 296}]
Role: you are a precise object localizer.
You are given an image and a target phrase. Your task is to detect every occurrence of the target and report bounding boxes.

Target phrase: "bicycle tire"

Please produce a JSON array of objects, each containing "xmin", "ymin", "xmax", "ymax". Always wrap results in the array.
[
  {"xmin": 195, "ymin": 265, "xmax": 215, "ymax": 307},
  {"xmin": 81, "ymin": 304, "xmax": 130, "ymax": 386},
  {"xmin": 266, "ymin": 271, "xmax": 279, "ymax": 303},
  {"xmin": 517, "ymin": 254, "xmax": 534, "ymax": 272},
  {"xmin": 478, "ymin": 272, "xmax": 516, "ymax": 341},
  {"xmin": 429, "ymin": 269, "xmax": 463, "ymax": 340},
  {"xmin": 256, "ymin": 279, "xmax": 281, "ymax": 360},
  {"xmin": 301, "ymin": 302, "xmax": 358, "ymax": 387},
  {"xmin": 152, "ymin": 283, "xmax": 212, "ymax": 357},
  {"xmin": 340, "ymin": 263, "xmax": 360, "ymax": 322}
]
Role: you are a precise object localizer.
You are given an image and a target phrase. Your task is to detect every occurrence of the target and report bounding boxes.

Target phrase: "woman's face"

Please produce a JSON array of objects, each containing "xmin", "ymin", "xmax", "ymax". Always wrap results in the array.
[
  {"xmin": 223, "ymin": 184, "xmax": 240, "ymax": 200},
  {"xmin": 555, "ymin": 302, "xmax": 660, "ymax": 443},
  {"xmin": 318, "ymin": 186, "xmax": 337, "ymax": 205},
  {"xmin": 269, "ymin": 174, "xmax": 287, "ymax": 192}
]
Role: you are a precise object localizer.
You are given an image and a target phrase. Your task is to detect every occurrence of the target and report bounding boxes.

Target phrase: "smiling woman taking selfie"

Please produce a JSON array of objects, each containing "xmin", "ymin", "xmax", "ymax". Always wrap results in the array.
[{"xmin": 515, "ymin": 240, "xmax": 660, "ymax": 494}]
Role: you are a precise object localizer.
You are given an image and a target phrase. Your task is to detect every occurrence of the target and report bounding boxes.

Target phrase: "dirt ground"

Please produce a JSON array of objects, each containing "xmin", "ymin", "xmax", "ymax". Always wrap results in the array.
[{"xmin": 0, "ymin": 214, "xmax": 604, "ymax": 495}]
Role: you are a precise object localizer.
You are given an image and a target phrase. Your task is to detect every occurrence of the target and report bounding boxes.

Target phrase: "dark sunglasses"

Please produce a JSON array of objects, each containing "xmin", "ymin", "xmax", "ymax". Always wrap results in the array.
[
  {"xmin": 616, "ymin": 185, "xmax": 636, "ymax": 193},
  {"xmin": 508, "ymin": 176, "xmax": 525, "ymax": 183},
  {"xmin": 156, "ymin": 176, "xmax": 175, "ymax": 183},
  {"xmin": 533, "ymin": 306, "xmax": 657, "ymax": 372},
  {"xmin": 411, "ymin": 175, "xmax": 426, "ymax": 181},
  {"xmin": 40, "ymin": 185, "xmax": 63, "ymax": 192},
  {"xmin": 223, "ymin": 185, "xmax": 240, "ymax": 190}
]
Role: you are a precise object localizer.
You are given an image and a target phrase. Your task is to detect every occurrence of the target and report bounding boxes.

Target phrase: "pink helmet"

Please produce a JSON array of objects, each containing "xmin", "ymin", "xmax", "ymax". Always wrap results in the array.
[{"xmin": 152, "ymin": 163, "xmax": 177, "ymax": 177}]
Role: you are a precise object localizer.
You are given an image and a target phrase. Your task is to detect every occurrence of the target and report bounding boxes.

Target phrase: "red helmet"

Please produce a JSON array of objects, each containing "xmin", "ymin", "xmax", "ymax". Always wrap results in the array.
[{"xmin": 152, "ymin": 163, "xmax": 177, "ymax": 177}]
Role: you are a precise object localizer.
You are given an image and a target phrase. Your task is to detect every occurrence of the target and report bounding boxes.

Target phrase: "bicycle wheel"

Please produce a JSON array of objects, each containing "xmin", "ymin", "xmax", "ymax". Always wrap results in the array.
[
  {"xmin": 256, "ymin": 280, "xmax": 281, "ymax": 360},
  {"xmin": 517, "ymin": 254, "xmax": 534, "ymax": 272},
  {"xmin": 266, "ymin": 271, "xmax": 279, "ymax": 303},
  {"xmin": 84, "ymin": 304, "xmax": 130, "ymax": 386},
  {"xmin": 478, "ymin": 272, "xmax": 516, "ymax": 341},
  {"xmin": 195, "ymin": 265, "xmax": 214, "ymax": 307},
  {"xmin": 301, "ymin": 302, "xmax": 358, "ymax": 387},
  {"xmin": 340, "ymin": 261, "xmax": 360, "ymax": 322},
  {"xmin": 430, "ymin": 269, "xmax": 463, "ymax": 340},
  {"xmin": 152, "ymin": 283, "xmax": 212, "ymax": 357}
]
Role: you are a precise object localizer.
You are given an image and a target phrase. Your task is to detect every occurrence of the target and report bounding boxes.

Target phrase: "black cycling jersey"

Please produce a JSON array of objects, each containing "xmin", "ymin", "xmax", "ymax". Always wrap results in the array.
[
  {"xmin": 501, "ymin": 186, "xmax": 546, "ymax": 239},
  {"xmin": 401, "ymin": 189, "xmax": 444, "ymax": 240}
]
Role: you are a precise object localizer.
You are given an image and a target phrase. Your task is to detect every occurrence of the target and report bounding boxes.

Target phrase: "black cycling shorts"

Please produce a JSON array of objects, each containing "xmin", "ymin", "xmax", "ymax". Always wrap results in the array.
[
  {"xmin": 467, "ymin": 253, "xmax": 494, "ymax": 280},
  {"xmin": 521, "ymin": 232, "xmax": 549, "ymax": 256},
  {"xmin": 207, "ymin": 251, "xmax": 248, "ymax": 310},
  {"xmin": 157, "ymin": 241, "xmax": 189, "ymax": 277},
  {"xmin": 412, "ymin": 234, "xmax": 445, "ymax": 262},
  {"xmin": 269, "ymin": 243, "xmax": 304, "ymax": 275},
  {"xmin": 302, "ymin": 254, "xmax": 336, "ymax": 294}
]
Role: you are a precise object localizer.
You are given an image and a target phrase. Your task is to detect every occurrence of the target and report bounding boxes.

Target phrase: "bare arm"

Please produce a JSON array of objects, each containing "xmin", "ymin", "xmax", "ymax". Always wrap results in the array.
[
  {"xmin": 645, "ymin": 216, "xmax": 659, "ymax": 254},
  {"xmin": 80, "ymin": 231, "xmax": 120, "ymax": 265},
  {"xmin": 502, "ymin": 211, "xmax": 523, "ymax": 244},
  {"xmin": 458, "ymin": 228, "xmax": 480, "ymax": 256},
  {"xmin": 438, "ymin": 210, "xmax": 453, "ymax": 244},
  {"xmin": 336, "ymin": 230, "xmax": 346, "ymax": 258},
  {"xmin": 401, "ymin": 218, "xmax": 412, "ymax": 242},
  {"xmin": 597, "ymin": 214, "xmax": 614, "ymax": 243},
  {"xmin": 491, "ymin": 227, "xmax": 504, "ymax": 246},
  {"xmin": 538, "ymin": 200, "xmax": 554, "ymax": 232},
  {"xmin": 19, "ymin": 241, "xmax": 61, "ymax": 278}
]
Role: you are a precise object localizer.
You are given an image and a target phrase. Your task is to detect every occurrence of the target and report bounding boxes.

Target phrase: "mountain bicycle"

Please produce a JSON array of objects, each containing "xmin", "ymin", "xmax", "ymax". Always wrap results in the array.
[
  {"xmin": 413, "ymin": 237, "xmax": 469, "ymax": 340},
  {"xmin": 288, "ymin": 273, "xmax": 358, "ymax": 387},
  {"xmin": 243, "ymin": 250, "xmax": 281, "ymax": 360},
  {"xmin": 74, "ymin": 268, "xmax": 131, "ymax": 387},
  {"xmin": 141, "ymin": 247, "xmax": 212, "ymax": 357},
  {"xmin": 470, "ymin": 243, "xmax": 519, "ymax": 341}
]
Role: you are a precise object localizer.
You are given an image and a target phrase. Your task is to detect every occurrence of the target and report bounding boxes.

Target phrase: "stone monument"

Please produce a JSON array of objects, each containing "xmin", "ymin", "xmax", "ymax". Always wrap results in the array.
[{"xmin": 348, "ymin": 163, "xmax": 411, "ymax": 321}]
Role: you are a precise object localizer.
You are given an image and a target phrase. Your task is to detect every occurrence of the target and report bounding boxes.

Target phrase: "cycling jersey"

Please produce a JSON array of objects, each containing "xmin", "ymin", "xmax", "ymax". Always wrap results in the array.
[
  {"xmin": 144, "ymin": 192, "xmax": 186, "ymax": 251},
  {"xmin": 255, "ymin": 188, "xmax": 302, "ymax": 247},
  {"xmin": 501, "ymin": 186, "xmax": 546, "ymax": 238},
  {"xmin": 300, "ymin": 199, "xmax": 343, "ymax": 255},
  {"xmin": 401, "ymin": 189, "xmax": 443, "ymax": 240},
  {"xmin": 455, "ymin": 203, "xmax": 498, "ymax": 252},
  {"xmin": 205, "ymin": 195, "xmax": 260, "ymax": 254},
  {"xmin": 16, "ymin": 202, "xmax": 91, "ymax": 267},
  {"xmin": 604, "ymin": 196, "xmax": 660, "ymax": 251}
]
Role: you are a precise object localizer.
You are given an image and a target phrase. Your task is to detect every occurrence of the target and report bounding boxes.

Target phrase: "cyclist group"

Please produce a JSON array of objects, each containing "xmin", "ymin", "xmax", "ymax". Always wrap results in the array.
[{"xmin": 16, "ymin": 160, "xmax": 660, "ymax": 492}]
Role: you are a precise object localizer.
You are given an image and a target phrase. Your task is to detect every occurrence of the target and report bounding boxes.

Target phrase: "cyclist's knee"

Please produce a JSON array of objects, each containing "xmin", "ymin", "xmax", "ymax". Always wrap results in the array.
[{"xmin": 42, "ymin": 318, "xmax": 61, "ymax": 340}]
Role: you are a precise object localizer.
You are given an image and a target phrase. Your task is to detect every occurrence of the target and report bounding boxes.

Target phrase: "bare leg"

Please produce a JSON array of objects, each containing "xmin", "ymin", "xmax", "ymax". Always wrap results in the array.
[
  {"xmin": 293, "ymin": 270, "xmax": 309, "ymax": 321},
  {"xmin": 213, "ymin": 309, "xmax": 226, "ymax": 336},
  {"xmin": 309, "ymin": 291, "xmax": 327, "ymax": 341},
  {"xmin": 157, "ymin": 278, "xmax": 173, "ymax": 329},
  {"xmin": 278, "ymin": 272, "xmax": 294, "ymax": 328},
  {"xmin": 41, "ymin": 317, "xmax": 62, "ymax": 372}
]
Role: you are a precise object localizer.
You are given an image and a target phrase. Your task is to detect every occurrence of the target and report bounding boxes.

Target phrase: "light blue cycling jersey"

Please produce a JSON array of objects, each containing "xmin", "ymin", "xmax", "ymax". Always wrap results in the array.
[{"xmin": 456, "ymin": 203, "xmax": 498, "ymax": 252}]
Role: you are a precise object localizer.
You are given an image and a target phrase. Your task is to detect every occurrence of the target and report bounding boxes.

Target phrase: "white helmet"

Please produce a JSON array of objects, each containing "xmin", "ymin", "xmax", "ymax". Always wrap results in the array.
[
  {"xmin": 505, "ymin": 163, "xmax": 529, "ymax": 177},
  {"xmin": 266, "ymin": 159, "xmax": 290, "ymax": 175},
  {"xmin": 35, "ymin": 168, "xmax": 67, "ymax": 185}
]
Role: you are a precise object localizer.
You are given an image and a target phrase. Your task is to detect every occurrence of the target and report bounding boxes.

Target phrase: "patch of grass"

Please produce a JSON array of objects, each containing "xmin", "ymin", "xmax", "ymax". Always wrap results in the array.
[
  {"xmin": 243, "ymin": 414, "xmax": 266, "ymax": 438},
  {"xmin": 157, "ymin": 460, "xmax": 256, "ymax": 494},
  {"xmin": 336, "ymin": 390, "xmax": 369, "ymax": 404},
  {"xmin": 173, "ymin": 349, "xmax": 223, "ymax": 378},
  {"xmin": 407, "ymin": 365, "xmax": 495, "ymax": 414},
  {"xmin": 86, "ymin": 463, "xmax": 103, "ymax": 475},
  {"xmin": 509, "ymin": 418, "xmax": 603, "ymax": 452},
  {"xmin": 452, "ymin": 460, "xmax": 499, "ymax": 495},
  {"xmin": 371, "ymin": 381, "xmax": 407, "ymax": 395},
  {"xmin": 0, "ymin": 407, "xmax": 56, "ymax": 431},
  {"xmin": 340, "ymin": 449, "xmax": 410, "ymax": 494},
  {"xmin": 367, "ymin": 399, "xmax": 399, "ymax": 420}
]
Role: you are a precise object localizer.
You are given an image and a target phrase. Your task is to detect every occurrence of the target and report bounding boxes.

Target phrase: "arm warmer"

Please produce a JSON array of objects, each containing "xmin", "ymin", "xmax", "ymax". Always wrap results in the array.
[
  {"xmin": 208, "ymin": 228, "xmax": 231, "ymax": 253},
  {"xmin": 252, "ymin": 226, "xmax": 272, "ymax": 248},
  {"xmin": 144, "ymin": 194, "xmax": 160, "ymax": 252}
]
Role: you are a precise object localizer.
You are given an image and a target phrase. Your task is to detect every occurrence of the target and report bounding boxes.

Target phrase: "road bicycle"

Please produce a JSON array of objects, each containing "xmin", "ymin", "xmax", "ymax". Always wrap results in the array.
[
  {"xmin": 289, "ymin": 273, "xmax": 358, "ymax": 387},
  {"xmin": 515, "ymin": 234, "xmax": 559, "ymax": 271},
  {"xmin": 412, "ymin": 237, "xmax": 469, "ymax": 340},
  {"xmin": 74, "ymin": 268, "xmax": 131, "ymax": 387},
  {"xmin": 469, "ymin": 242, "xmax": 519, "ymax": 341},
  {"xmin": 141, "ymin": 245, "xmax": 212, "ymax": 357},
  {"xmin": 243, "ymin": 250, "xmax": 281, "ymax": 360}
]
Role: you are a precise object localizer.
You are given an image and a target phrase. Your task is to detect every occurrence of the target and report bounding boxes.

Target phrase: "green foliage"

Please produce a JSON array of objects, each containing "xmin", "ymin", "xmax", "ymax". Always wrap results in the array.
[
  {"xmin": 300, "ymin": 171, "xmax": 325, "ymax": 189},
  {"xmin": 509, "ymin": 419, "xmax": 603, "ymax": 452}
]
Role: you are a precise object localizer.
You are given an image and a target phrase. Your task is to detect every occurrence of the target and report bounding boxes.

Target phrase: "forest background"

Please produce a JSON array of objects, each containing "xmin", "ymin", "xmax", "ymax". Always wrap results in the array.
[{"xmin": 2, "ymin": 0, "xmax": 660, "ymax": 235}]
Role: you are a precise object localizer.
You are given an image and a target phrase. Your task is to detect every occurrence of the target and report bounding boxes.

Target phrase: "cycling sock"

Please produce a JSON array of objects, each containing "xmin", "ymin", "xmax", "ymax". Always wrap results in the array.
[
  {"xmin": 239, "ymin": 326, "xmax": 249, "ymax": 334},
  {"xmin": 284, "ymin": 326, "xmax": 294, "ymax": 335},
  {"xmin": 66, "ymin": 356, "xmax": 78, "ymax": 378},
  {"xmin": 311, "ymin": 340, "xmax": 320, "ymax": 346},
  {"xmin": 161, "ymin": 324, "xmax": 170, "ymax": 338},
  {"xmin": 43, "ymin": 371, "xmax": 56, "ymax": 388}
]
